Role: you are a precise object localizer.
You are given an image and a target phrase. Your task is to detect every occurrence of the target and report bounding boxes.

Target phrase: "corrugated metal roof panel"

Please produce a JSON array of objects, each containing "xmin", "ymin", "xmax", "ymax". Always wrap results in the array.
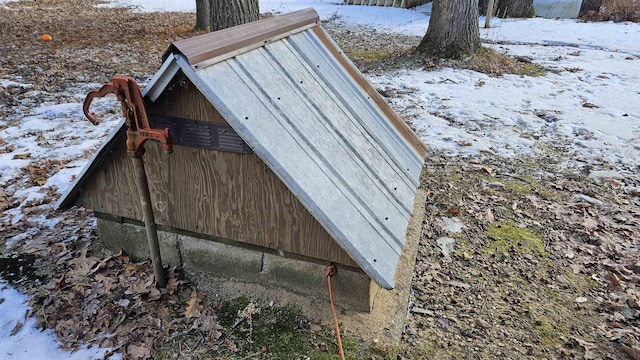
[{"xmin": 179, "ymin": 27, "xmax": 424, "ymax": 289}]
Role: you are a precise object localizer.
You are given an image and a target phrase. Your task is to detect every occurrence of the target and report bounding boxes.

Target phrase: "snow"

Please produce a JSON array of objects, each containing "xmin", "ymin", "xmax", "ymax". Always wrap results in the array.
[{"xmin": 1, "ymin": 0, "xmax": 639, "ymax": 358}]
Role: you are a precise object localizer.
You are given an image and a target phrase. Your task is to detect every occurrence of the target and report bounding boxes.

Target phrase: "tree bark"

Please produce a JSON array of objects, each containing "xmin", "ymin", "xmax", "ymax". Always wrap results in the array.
[
  {"xmin": 416, "ymin": 0, "xmax": 481, "ymax": 58},
  {"xmin": 496, "ymin": 0, "xmax": 535, "ymax": 18},
  {"xmin": 209, "ymin": 0, "xmax": 259, "ymax": 32},
  {"xmin": 195, "ymin": 0, "xmax": 210, "ymax": 31}
]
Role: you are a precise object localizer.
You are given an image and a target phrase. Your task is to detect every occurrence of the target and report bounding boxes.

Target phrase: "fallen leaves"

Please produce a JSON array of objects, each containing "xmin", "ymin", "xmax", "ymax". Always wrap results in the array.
[
  {"xmin": 12, "ymin": 153, "xmax": 31, "ymax": 159},
  {"xmin": 408, "ymin": 156, "xmax": 640, "ymax": 359}
]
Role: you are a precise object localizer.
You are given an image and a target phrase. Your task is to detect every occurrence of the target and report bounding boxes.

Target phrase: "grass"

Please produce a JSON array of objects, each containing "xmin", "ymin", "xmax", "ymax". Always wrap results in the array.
[
  {"xmin": 347, "ymin": 49, "xmax": 391, "ymax": 62},
  {"xmin": 450, "ymin": 47, "xmax": 547, "ymax": 77}
]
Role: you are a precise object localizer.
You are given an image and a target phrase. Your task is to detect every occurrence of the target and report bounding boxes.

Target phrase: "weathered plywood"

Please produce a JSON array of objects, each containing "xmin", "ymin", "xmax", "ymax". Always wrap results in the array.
[
  {"xmin": 146, "ymin": 77, "xmax": 226, "ymax": 124},
  {"xmin": 78, "ymin": 136, "xmax": 142, "ymax": 221}
]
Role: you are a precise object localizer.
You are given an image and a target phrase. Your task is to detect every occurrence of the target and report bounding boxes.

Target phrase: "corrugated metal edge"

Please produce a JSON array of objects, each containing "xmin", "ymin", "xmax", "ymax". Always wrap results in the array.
[
  {"xmin": 191, "ymin": 22, "xmax": 319, "ymax": 71},
  {"xmin": 163, "ymin": 8, "xmax": 319, "ymax": 70},
  {"xmin": 145, "ymin": 53, "xmax": 181, "ymax": 102}
]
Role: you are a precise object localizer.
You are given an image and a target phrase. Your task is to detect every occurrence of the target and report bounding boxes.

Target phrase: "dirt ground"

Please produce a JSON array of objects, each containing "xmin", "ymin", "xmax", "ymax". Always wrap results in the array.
[{"xmin": 1, "ymin": 1, "xmax": 639, "ymax": 359}]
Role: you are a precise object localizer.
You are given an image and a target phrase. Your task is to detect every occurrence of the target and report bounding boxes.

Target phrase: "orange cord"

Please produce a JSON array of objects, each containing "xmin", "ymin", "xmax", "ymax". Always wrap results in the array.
[{"xmin": 326, "ymin": 265, "xmax": 346, "ymax": 360}]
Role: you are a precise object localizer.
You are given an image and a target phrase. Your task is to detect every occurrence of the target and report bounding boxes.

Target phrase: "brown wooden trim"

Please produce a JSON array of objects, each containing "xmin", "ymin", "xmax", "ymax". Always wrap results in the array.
[
  {"xmin": 164, "ymin": 8, "xmax": 320, "ymax": 68},
  {"xmin": 311, "ymin": 26, "xmax": 428, "ymax": 158}
]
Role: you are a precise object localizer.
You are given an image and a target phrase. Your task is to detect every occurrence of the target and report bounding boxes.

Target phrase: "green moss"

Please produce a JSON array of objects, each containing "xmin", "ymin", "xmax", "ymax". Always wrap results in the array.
[
  {"xmin": 485, "ymin": 221, "xmax": 545, "ymax": 257},
  {"xmin": 566, "ymin": 272, "xmax": 599, "ymax": 292},
  {"xmin": 534, "ymin": 316, "xmax": 566, "ymax": 348},
  {"xmin": 518, "ymin": 63, "xmax": 547, "ymax": 77},
  {"xmin": 534, "ymin": 316, "xmax": 555, "ymax": 337},
  {"xmin": 502, "ymin": 178, "xmax": 533, "ymax": 195},
  {"xmin": 347, "ymin": 50, "xmax": 391, "ymax": 61}
]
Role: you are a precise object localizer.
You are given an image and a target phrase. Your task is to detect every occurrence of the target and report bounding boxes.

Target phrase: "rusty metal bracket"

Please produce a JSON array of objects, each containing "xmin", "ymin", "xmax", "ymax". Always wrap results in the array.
[{"xmin": 83, "ymin": 76, "xmax": 172, "ymax": 157}]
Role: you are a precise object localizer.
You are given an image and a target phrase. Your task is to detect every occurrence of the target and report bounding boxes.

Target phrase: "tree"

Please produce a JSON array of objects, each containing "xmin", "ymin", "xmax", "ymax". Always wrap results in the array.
[
  {"xmin": 195, "ymin": 0, "xmax": 210, "ymax": 31},
  {"xmin": 416, "ymin": 0, "xmax": 481, "ymax": 58},
  {"xmin": 210, "ymin": 0, "xmax": 259, "ymax": 32},
  {"xmin": 496, "ymin": 0, "xmax": 535, "ymax": 18},
  {"xmin": 194, "ymin": 0, "xmax": 259, "ymax": 32}
]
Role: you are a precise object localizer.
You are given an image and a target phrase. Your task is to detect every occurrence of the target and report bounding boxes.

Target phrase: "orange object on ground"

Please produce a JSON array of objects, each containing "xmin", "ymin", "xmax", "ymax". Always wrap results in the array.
[{"xmin": 42, "ymin": 34, "xmax": 52, "ymax": 42}]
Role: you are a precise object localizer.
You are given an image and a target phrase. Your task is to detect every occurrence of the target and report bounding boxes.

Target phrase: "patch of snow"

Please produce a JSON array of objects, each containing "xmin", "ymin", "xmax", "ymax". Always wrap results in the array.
[
  {"xmin": 588, "ymin": 170, "xmax": 625, "ymax": 182},
  {"xmin": 441, "ymin": 217, "xmax": 465, "ymax": 233},
  {"xmin": 436, "ymin": 237, "xmax": 456, "ymax": 262}
]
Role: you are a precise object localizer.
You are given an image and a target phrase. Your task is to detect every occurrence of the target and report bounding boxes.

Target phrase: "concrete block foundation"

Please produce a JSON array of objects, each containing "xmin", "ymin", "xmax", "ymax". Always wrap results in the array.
[{"xmin": 96, "ymin": 218, "xmax": 372, "ymax": 311}]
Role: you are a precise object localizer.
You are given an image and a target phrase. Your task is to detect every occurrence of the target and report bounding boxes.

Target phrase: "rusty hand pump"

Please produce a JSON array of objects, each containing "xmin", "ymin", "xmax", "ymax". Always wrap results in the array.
[
  {"xmin": 83, "ymin": 76, "xmax": 170, "ymax": 288},
  {"xmin": 83, "ymin": 76, "xmax": 172, "ymax": 156}
]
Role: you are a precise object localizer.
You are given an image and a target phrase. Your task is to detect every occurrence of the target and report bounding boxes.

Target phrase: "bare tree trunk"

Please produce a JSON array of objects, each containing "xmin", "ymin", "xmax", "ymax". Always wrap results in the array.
[
  {"xmin": 496, "ymin": 0, "xmax": 535, "ymax": 18},
  {"xmin": 209, "ymin": 0, "xmax": 259, "ymax": 32},
  {"xmin": 416, "ymin": 0, "xmax": 481, "ymax": 58},
  {"xmin": 195, "ymin": 0, "xmax": 210, "ymax": 31},
  {"xmin": 485, "ymin": 0, "xmax": 496, "ymax": 28}
]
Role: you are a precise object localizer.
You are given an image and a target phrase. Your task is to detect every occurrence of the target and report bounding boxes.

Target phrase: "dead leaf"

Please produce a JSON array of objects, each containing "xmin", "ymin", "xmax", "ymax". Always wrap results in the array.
[
  {"xmin": 127, "ymin": 343, "xmax": 152, "ymax": 360},
  {"xmin": 115, "ymin": 250, "xmax": 130, "ymax": 263},
  {"xmin": 201, "ymin": 311, "xmax": 223, "ymax": 340},
  {"xmin": 146, "ymin": 288, "xmax": 161, "ymax": 302},
  {"xmin": 185, "ymin": 290, "xmax": 201, "ymax": 318},
  {"xmin": 155, "ymin": 303, "xmax": 171, "ymax": 322},
  {"xmin": 485, "ymin": 208, "xmax": 495, "ymax": 222},
  {"xmin": 124, "ymin": 262, "xmax": 147, "ymax": 273},
  {"xmin": 448, "ymin": 280, "xmax": 471, "ymax": 290},
  {"xmin": 609, "ymin": 272, "xmax": 621, "ymax": 288},
  {"xmin": 582, "ymin": 102, "xmax": 599, "ymax": 109},
  {"xmin": 583, "ymin": 217, "xmax": 598, "ymax": 231},
  {"xmin": 12, "ymin": 153, "xmax": 30, "ymax": 159},
  {"xmin": 623, "ymin": 343, "xmax": 640, "ymax": 360},
  {"xmin": 10, "ymin": 321, "xmax": 23, "ymax": 336},
  {"xmin": 224, "ymin": 339, "xmax": 238, "ymax": 352}
]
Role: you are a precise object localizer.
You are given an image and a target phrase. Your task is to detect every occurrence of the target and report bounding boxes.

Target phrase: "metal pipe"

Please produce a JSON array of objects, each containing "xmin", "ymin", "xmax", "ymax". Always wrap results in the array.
[{"xmin": 132, "ymin": 156, "xmax": 166, "ymax": 288}]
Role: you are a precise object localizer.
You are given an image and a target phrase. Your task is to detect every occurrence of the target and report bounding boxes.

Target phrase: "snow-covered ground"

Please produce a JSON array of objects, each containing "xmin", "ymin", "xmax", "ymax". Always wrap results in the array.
[{"xmin": 1, "ymin": 0, "xmax": 639, "ymax": 358}]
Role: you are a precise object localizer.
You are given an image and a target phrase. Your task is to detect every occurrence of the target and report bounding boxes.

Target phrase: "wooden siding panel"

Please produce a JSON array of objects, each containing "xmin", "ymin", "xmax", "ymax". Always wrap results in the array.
[
  {"xmin": 147, "ymin": 78, "xmax": 226, "ymax": 124},
  {"xmin": 77, "ymin": 138, "xmax": 142, "ymax": 221}
]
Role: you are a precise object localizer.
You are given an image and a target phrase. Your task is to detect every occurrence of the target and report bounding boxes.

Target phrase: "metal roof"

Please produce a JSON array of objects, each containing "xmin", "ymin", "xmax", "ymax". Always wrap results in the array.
[{"xmin": 58, "ymin": 8, "xmax": 426, "ymax": 290}]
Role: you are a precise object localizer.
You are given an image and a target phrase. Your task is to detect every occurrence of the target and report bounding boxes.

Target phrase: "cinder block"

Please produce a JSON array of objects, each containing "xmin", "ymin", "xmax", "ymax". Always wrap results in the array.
[
  {"xmin": 96, "ymin": 219, "xmax": 181, "ymax": 266},
  {"xmin": 260, "ymin": 253, "xmax": 371, "ymax": 312},
  {"xmin": 178, "ymin": 236, "xmax": 263, "ymax": 281}
]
